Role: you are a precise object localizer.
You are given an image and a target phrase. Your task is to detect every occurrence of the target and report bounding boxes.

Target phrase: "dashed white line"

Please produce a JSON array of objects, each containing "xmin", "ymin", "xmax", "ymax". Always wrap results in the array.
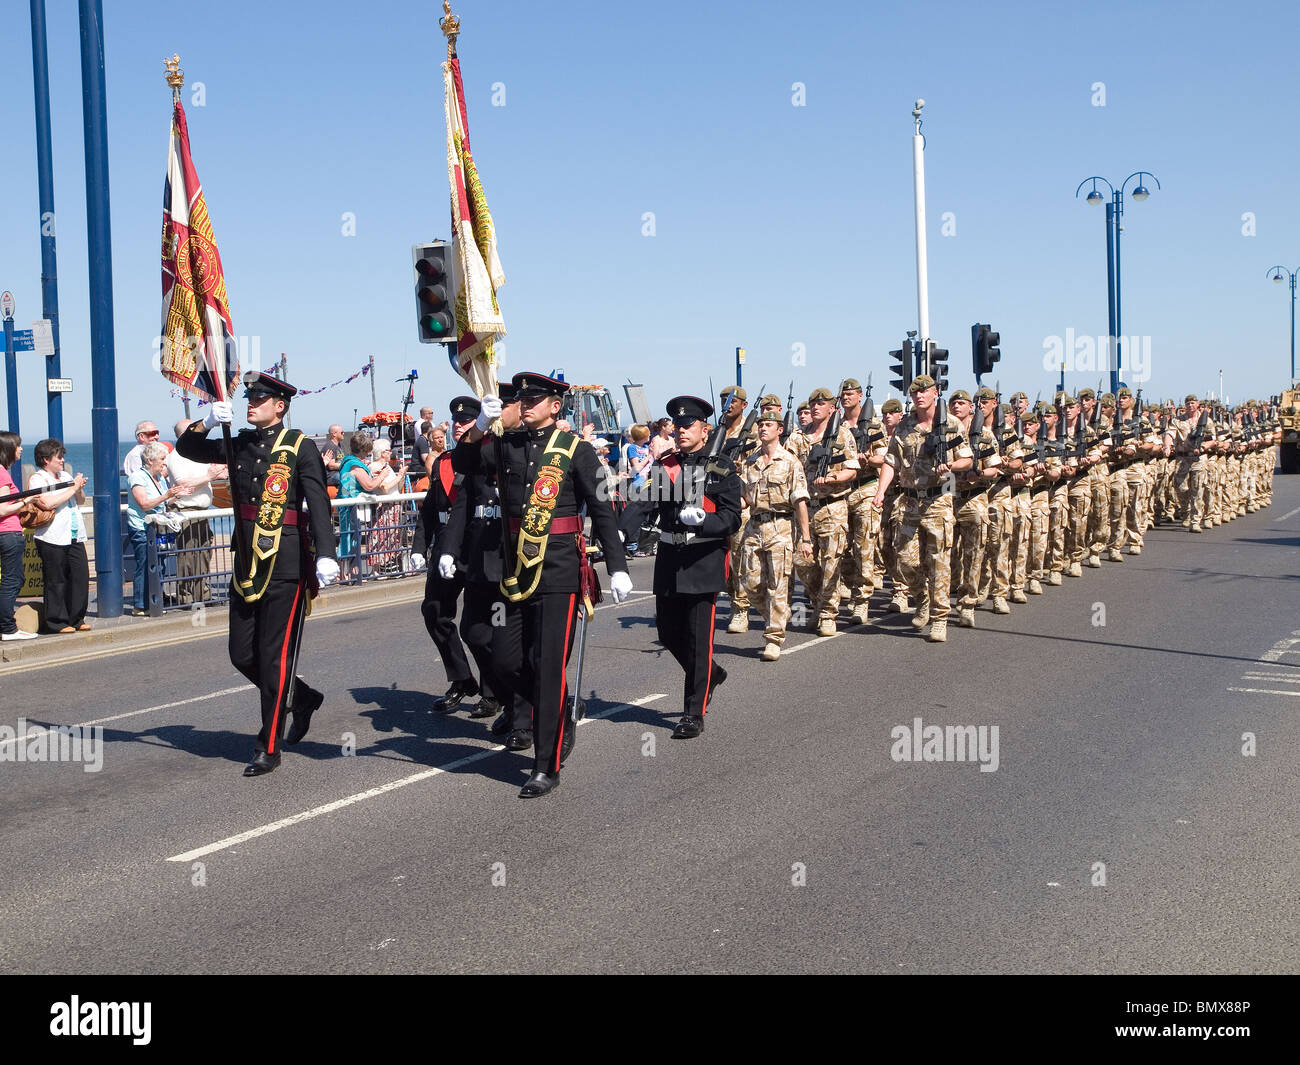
[
  {"xmin": 1273, "ymin": 504, "xmax": 1300, "ymax": 522},
  {"xmin": 165, "ymin": 693, "xmax": 667, "ymax": 863},
  {"xmin": 0, "ymin": 685, "xmax": 254, "ymax": 751},
  {"xmin": 1226, "ymin": 687, "xmax": 1300, "ymax": 698}
]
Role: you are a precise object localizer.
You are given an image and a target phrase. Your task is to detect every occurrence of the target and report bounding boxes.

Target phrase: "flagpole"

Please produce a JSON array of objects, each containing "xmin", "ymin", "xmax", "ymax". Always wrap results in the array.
[{"xmin": 165, "ymin": 55, "xmax": 250, "ymax": 588}]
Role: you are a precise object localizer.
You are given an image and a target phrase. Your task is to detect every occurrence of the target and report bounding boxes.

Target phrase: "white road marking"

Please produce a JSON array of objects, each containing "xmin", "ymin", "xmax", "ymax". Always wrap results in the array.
[
  {"xmin": 1273, "ymin": 504, "xmax": 1300, "ymax": 522},
  {"xmin": 1226, "ymin": 687, "xmax": 1300, "ymax": 698},
  {"xmin": 165, "ymin": 693, "xmax": 667, "ymax": 863},
  {"xmin": 1260, "ymin": 632, "xmax": 1300, "ymax": 662},
  {"xmin": 0, "ymin": 685, "xmax": 254, "ymax": 751},
  {"xmin": 1241, "ymin": 673, "xmax": 1300, "ymax": 683},
  {"xmin": 779, "ymin": 632, "xmax": 844, "ymax": 655}
]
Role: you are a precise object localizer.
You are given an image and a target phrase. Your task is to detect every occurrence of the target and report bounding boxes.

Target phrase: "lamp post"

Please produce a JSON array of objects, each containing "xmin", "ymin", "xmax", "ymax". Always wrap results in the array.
[
  {"xmin": 1266, "ymin": 266, "xmax": 1298, "ymax": 384},
  {"xmin": 1075, "ymin": 171, "xmax": 1160, "ymax": 394}
]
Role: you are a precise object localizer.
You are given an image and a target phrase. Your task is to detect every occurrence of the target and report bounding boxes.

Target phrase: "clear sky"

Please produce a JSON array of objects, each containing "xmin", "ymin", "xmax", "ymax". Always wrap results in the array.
[{"xmin": 1, "ymin": 0, "xmax": 1298, "ymax": 442}]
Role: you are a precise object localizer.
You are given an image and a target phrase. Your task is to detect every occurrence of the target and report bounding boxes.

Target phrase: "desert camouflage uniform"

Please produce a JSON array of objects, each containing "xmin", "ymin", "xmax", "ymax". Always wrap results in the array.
[
  {"xmin": 1019, "ymin": 437, "xmax": 1052, "ymax": 586},
  {"xmin": 1123, "ymin": 416, "xmax": 1158, "ymax": 550},
  {"xmin": 788, "ymin": 423, "xmax": 859, "ymax": 625},
  {"xmin": 1067, "ymin": 426, "xmax": 1101, "ymax": 567},
  {"xmin": 951, "ymin": 423, "xmax": 1000, "ymax": 609},
  {"xmin": 981, "ymin": 424, "xmax": 1022, "ymax": 601},
  {"xmin": 1087, "ymin": 414, "xmax": 1112, "ymax": 558},
  {"xmin": 719, "ymin": 420, "xmax": 758, "ymax": 619},
  {"xmin": 885, "ymin": 413, "xmax": 971, "ymax": 624},
  {"xmin": 738, "ymin": 444, "xmax": 809, "ymax": 646},
  {"xmin": 1170, "ymin": 412, "xmax": 1216, "ymax": 529},
  {"xmin": 841, "ymin": 416, "xmax": 889, "ymax": 616}
]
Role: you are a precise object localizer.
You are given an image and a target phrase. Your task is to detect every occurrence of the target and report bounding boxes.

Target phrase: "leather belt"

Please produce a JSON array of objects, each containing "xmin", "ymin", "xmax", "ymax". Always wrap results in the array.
[
  {"xmin": 954, "ymin": 486, "xmax": 985, "ymax": 503},
  {"xmin": 749, "ymin": 510, "xmax": 792, "ymax": 524},
  {"xmin": 508, "ymin": 515, "xmax": 582, "ymax": 535},
  {"xmin": 660, "ymin": 531, "xmax": 725, "ymax": 545},
  {"xmin": 902, "ymin": 485, "xmax": 945, "ymax": 500},
  {"xmin": 239, "ymin": 504, "xmax": 298, "ymax": 525},
  {"xmin": 474, "ymin": 505, "xmax": 501, "ymax": 519}
]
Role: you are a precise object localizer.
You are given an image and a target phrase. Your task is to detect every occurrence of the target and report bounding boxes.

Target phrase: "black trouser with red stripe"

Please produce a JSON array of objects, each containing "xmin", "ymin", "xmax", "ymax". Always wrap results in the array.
[
  {"xmin": 655, "ymin": 592, "xmax": 719, "ymax": 718},
  {"xmin": 229, "ymin": 579, "xmax": 317, "ymax": 756},
  {"xmin": 421, "ymin": 569, "xmax": 475, "ymax": 689},
  {"xmin": 461, "ymin": 580, "xmax": 526, "ymax": 722},
  {"xmin": 493, "ymin": 591, "xmax": 579, "ymax": 775}
]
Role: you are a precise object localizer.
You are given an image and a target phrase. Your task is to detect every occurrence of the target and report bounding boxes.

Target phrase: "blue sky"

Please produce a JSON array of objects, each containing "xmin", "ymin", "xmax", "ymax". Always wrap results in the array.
[{"xmin": 1, "ymin": 0, "xmax": 1298, "ymax": 442}]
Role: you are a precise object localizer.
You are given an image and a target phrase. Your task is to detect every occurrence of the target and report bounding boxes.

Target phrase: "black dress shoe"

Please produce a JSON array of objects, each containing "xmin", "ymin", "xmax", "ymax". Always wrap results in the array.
[
  {"xmin": 432, "ymin": 678, "xmax": 479, "ymax": 713},
  {"xmin": 489, "ymin": 712, "xmax": 512, "ymax": 736},
  {"xmin": 243, "ymin": 751, "xmax": 281, "ymax": 777},
  {"xmin": 519, "ymin": 771, "xmax": 559, "ymax": 798},
  {"xmin": 709, "ymin": 664, "xmax": 728, "ymax": 695},
  {"xmin": 506, "ymin": 729, "xmax": 534, "ymax": 752},
  {"xmin": 672, "ymin": 715, "xmax": 704, "ymax": 739},
  {"xmin": 469, "ymin": 697, "xmax": 499, "ymax": 720},
  {"xmin": 285, "ymin": 686, "xmax": 324, "ymax": 745}
]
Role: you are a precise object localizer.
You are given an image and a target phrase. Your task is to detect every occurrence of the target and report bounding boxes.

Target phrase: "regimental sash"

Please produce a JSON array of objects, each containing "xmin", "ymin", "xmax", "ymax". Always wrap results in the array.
[
  {"xmin": 237, "ymin": 427, "xmax": 308, "ymax": 604},
  {"xmin": 500, "ymin": 428, "xmax": 579, "ymax": 603}
]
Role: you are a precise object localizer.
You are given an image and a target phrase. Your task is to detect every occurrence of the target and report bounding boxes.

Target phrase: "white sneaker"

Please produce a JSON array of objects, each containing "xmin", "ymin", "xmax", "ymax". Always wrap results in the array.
[{"xmin": 1, "ymin": 630, "xmax": 38, "ymax": 641}]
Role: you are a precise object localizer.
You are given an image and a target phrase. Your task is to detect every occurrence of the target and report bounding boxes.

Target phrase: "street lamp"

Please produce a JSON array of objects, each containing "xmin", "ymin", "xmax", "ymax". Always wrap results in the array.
[
  {"xmin": 1074, "ymin": 171, "xmax": 1160, "ymax": 394},
  {"xmin": 1266, "ymin": 265, "xmax": 1298, "ymax": 384}
]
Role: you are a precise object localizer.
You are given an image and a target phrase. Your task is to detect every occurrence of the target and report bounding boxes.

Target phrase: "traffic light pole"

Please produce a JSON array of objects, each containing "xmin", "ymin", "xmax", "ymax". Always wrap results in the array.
[{"xmin": 911, "ymin": 100, "xmax": 931, "ymax": 357}]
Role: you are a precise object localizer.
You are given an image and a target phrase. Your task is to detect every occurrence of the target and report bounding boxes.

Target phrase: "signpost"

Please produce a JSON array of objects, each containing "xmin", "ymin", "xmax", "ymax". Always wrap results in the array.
[
  {"xmin": 47, "ymin": 377, "xmax": 72, "ymax": 393},
  {"xmin": 2, "ymin": 292, "xmax": 17, "ymax": 436}
]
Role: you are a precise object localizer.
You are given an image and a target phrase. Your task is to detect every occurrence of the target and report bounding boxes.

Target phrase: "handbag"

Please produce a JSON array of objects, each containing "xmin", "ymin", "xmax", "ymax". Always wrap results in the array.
[
  {"xmin": 19, "ymin": 498, "xmax": 54, "ymax": 531},
  {"xmin": 153, "ymin": 509, "xmax": 185, "ymax": 533}
]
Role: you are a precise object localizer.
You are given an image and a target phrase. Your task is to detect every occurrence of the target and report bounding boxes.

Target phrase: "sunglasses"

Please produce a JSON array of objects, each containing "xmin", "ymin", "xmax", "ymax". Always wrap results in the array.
[{"xmin": 142, "ymin": 430, "xmax": 159, "ymax": 438}]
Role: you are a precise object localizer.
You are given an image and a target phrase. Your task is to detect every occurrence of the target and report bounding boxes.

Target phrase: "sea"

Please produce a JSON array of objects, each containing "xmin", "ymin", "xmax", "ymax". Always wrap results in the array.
[{"xmin": 35, "ymin": 441, "xmax": 137, "ymax": 497}]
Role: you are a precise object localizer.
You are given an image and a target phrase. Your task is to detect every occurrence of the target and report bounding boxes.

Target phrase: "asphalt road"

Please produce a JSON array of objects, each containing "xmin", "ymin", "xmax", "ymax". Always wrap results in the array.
[{"xmin": 2, "ymin": 481, "xmax": 1298, "ymax": 974}]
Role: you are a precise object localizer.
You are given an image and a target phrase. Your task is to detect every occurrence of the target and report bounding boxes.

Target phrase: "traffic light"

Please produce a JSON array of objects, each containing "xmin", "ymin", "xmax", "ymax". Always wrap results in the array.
[
  {"xmin": 412, "ymin": 241, "xmax": 455, "ymax": 343},
  {"xmin": 889, "ymin": 339, "xmax": 914, "ymax": 393},
  {"xmin": 927, "ymin": 340, "xmax": 949, "ymax": 391},
  {"xmin": 971, "ymin": 323, "xmax": 1001, "ymax": 377}
]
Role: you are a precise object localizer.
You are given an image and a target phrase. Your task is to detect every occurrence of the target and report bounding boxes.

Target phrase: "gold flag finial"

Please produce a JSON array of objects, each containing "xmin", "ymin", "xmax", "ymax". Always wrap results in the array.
[
  {"xmin": 440, "ymin": 1, "xmax": 461, "ymax": 58},
  {"xmin": 164, "ymin": 54, "xmax": 184, "ymax": 94}
]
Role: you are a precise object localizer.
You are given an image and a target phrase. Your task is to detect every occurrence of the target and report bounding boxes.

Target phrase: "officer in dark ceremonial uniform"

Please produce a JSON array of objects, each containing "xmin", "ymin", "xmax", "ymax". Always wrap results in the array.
[
  {"xmin": 414, "ymin": 395, "xmax": 486, "ymax": 715},
  {"xmin": 440, "ymin": 383, "xmax": 534, "ymax": 747},
  {"xmin": 652, "ymin": 396, "xmax": 743, "ymax": 738},
  {"xmin": 176, "ymin": 371, "xmax": 339, "ymax": 777},
  {"xmin": 448, "ymin": 372, "xmax": 632, "ymax": 797}
]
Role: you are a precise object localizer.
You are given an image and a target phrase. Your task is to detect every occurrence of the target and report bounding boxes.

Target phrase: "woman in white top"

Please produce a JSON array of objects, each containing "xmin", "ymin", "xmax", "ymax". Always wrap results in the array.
[
  {"xmin": 126, "ymin": 441, "xmax": 190, "ymax": 615},
  {"xmin": 29, "ymin": 439, "xmax": 90, "ymax": 632}
]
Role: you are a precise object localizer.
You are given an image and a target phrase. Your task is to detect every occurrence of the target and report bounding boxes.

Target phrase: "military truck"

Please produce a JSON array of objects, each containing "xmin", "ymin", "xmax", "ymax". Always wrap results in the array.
[{"xmin": 1278, "ymin": 388, "xmax": 1300, "ymax": 473}]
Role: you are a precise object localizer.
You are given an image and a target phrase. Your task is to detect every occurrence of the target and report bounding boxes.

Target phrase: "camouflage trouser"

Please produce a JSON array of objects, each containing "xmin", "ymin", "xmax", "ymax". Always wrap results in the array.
[
  {"xmin": 951, "ymin": 492, "xmax": 989, "ymax": 609},
  {"xmin": 1124, "ymin": 468, "xmax": 1147, "ymax": 548},
  {"xmin": 741, "ymin": 517, "xmax": 794, "ymax": 644},
  {"xmin": 794, "ymin": 498, "xmax": 849, "ymax": 624},
  {"xmin": 1105, "ymin": 467, "xmax": 1128, "ymax": 552},
  {"xmin": 1067, "ymin": 478, "xmax": 1092, "ymax": 564},
  {"xmin": 895, "ymin": 495, "xmax": 955, "ymax": 622},
  {"xmin": 726, "ymin": 526, "xmax": 748, "ymax": 612},
  {"xmin": 841, "ymin": 488, "xmax": 882, "ymax": 610},
  {"xmin": 1008, "ymin": 489, "xmax": 1031, "ymax": 592},
  {"xmin": 1176, "ymin": 457, "xmax": 1207, "ymax": 526},
  {"xmin": 1087, "ymin": 464, "xmax": 1110, "ymax": 556},
  {"xmin": 981, "ymin": 487, "xmax": 1012, "ymax": 600},
  {"xmin": 1047, "ymin": 483, "xmax": 1070, "ymax": 574},
  {"xmin": 1028, "ymin": 488, "xmax": 1049, "ymax": 580},
  {"xmin": 882, "ymin": 493, "xmax": 904, "ymax": 592}
]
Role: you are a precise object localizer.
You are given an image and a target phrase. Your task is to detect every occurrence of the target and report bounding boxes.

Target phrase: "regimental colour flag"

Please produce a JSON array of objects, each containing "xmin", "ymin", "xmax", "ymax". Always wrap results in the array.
[
  {"xmin": 443, "ymin": 54, "xmax": 505, "ymax": 397},
  {"xmin": 160, "ymin": 100, "xmax": 238, "ymax": 403}
]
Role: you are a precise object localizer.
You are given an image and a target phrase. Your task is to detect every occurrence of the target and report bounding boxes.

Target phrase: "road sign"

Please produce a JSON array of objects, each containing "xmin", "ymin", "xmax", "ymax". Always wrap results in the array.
[
  {"xmin": 31, "ymin": 319, "xmax": 53, "ymax": 356},
  {"xmin": 5, "ymin": 330, "xmax": 34, "ymax": 352},
  {"xmin": 1, "ymin": 291, "xmax": 13, "ymax": 319},
  {"xmin": 47, "ymin": 377, "xmax": 72, "ymax": 393}
]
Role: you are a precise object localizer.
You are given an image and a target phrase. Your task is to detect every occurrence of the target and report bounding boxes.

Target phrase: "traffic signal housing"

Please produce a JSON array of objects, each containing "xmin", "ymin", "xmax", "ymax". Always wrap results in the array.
[
  {"xmin": 889, "ymin": 339, "xmax": 915, "ymax": 393},
  {"xmin": 971, "ymin": 323, "xmax": 1001, "ymax": 378},
  {"xmin": 413, "ymin": 241, "xmax": 455, "ymax": 343},
  {"xmin": 927, "ymin": 340, "xmax": 949, "ymax": 391}
]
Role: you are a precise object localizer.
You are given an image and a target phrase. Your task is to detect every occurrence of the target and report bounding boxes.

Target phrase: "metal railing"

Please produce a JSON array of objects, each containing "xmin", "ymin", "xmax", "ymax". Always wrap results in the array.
[{"xmin": 135, "ymin": 492, "xmax": 428, "ymax": 616}]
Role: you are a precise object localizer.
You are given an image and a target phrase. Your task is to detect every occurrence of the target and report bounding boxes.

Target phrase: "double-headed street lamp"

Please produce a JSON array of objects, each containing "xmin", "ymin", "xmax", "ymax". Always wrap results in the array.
[
  {"xmin": 1266, "ymin": 266, "xmax": 1297, "ymax": 384},
  {"xmin": 1074, "ymin": 171, "xmax": 1161, "ymax": 395}
]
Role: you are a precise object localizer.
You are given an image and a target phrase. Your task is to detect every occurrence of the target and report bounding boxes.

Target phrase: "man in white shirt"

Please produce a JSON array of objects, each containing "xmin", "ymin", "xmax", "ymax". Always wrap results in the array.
[
  {"xmin": 166, "ymin": 419, "xmax": 227, "ymax": 604},
  {"xmin": 123, "ymin": 420, "xmax": 162, "ymax": 478}
]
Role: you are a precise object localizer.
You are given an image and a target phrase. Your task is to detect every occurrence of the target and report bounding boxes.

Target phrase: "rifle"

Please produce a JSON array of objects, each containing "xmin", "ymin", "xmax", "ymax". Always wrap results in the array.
[
  {"xmin": 721, "ymin": 382, "xmax": 765, "ymax": 458},
  {"xmin": 1090, "ymin": 377, "xmax": 1104, "ymax": 428},
  {"xmin": 1189, "ymin": 408, "xmax": 1210, "ymax": 454},
  {"xmin": 781, "ymin": 380, "xmax": 795, "ymax": 442},
  {"xmin": 992, "ymin": 380, "xmax": 1005, "ymax": 454},
  {"xmin": 809, "ymin": 404, "xmax": 845, "ymax": 484},
  {"xmin": 863, "ymin": 372, "xmax": 876, "ymax": 420}
]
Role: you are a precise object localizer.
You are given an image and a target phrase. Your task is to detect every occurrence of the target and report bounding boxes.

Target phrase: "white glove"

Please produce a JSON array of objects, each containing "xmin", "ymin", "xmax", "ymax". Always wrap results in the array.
[
  {"xmin": 203, "ymin": 401, "xmax": 233, "ymax": 430},
  {"xmin": 410, "ymin": 553, "xmax": 426, "ymax": 571},
  {"xmin": 610, "ymin": 571, "xmax": 633, "ymax": 604},
  {"xmin": 679, "ymin": 505, "xmax": 706, "ymax": 526},
  {"xmin": 438, "ymin": 554, "xmax": 457, "ymax": 579},
  {"xmin": 476, "ymin": 395, "xmax": 504, "ymax": 431},
  {"xmin": 316, "ymin": 557, "xmax": 339, "ymax": 587}
]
